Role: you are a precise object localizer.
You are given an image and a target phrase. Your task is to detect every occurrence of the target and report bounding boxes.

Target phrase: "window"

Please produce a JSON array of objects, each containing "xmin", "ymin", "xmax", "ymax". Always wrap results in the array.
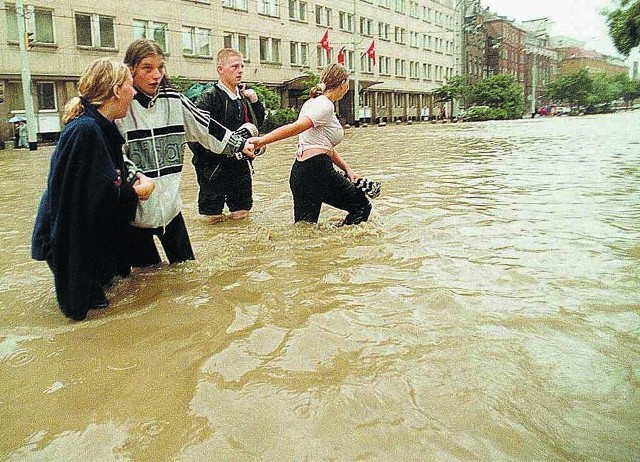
[
  {"xmin": 409, "ymin": 31, "xmax": 419, "ymax": 48},
  {"xmin": 409, "ymin": 1, "xmax": 419, "ymax": 18},
  {"xmin": 378, "ymin": 56, "xmax": 391, "ymax": 75},
  {"xmin": 394, "ymin": 0, "xmax": 405, "ymax": 14},
  {"xmin": 36, "ymin": 82, "xmax": 56, "ymax": 110},
  {"xmin": 395, "ymin": 58, "xmax": 405, "ymax": 76},
  {"xmin": 221, "ymin": 0, "xmax": 248, "ymax": 10},
  {"xmin": 258, "ymin": 0, "xmax": 280, "ymax": 17},
  {"xmin": 343, "ymin": 49, "xmax": 355, "ymax": 71},
  {"xmin": 394, "ymin": 27, "xmax": 405, "ymax": 44},
  {"xmin": 339, "ymin": 11, "xmax": 353, "ymax": 32},
  {"xmin": 409, "ymin": 61, "xmax": 419, "ymax": 78},
  {"xmin": 289, "ymin": 0, "xmax": 307, "ymax": 21},
  {"xmin": 378, "ymin": 22, "xmax": 390, "ymax": 41},
  {"xmin": 316, "ymin": 46, "xmax": 333, "ymax": 67},
  {"xmin": 360, "ymin": 52, "xmax": 373, "ymax": 73},
  {"xmin": 223, "ymin": 32, "xmax": 248, "ymax": 58},
  {"xmin": 359, "ymin": 17, "xmax": 373, "ymax": 36},
  {"xmin": 182, "ymin": 26, "xmax": 211, "ymax": 57},
  {"xmin": 290, "ymin": 41, "xmax": 308, "ymax": 66},
  {"xmin": 75, "ymin": 13, "xmax": 115, "ymax": 48},
  {"xmin": 6, "ymin": 5, "xmax": 55, "ymax": 45},
  {"xmin": 133, "ymin": 20, "xmax": 168, "ymax": 52},
  {"xmin": 394, "ymin": 93, "xmax": 403, "ymax": 106},
  {"xmin": 259, "ymin": 37, "xmax": 281, "ymax": 63},
  {"xmin": 315, "ymin": 5, "xmax": 332, "ymax": 27},
  {"xmin": 379, "ymin": 0, "xmax": 391, "ymax": 8}
]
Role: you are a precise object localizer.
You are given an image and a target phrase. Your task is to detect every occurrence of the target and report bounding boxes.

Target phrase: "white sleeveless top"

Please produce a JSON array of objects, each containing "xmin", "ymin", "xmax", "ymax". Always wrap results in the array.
[{"xmin": 297, "ymin": 95, "xmax": 344, "ymax": 160}]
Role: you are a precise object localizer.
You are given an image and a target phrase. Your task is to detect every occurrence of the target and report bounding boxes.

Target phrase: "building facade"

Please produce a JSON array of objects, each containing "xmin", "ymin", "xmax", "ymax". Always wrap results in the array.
[{"xmin": 0, "ymin": 0, "xmax": 458, "ymax": 142}]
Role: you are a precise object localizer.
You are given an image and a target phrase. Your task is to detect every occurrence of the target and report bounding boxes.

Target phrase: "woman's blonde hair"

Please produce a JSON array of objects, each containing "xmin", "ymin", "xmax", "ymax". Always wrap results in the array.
[
  {"xmin": 62, "ymin": 58, "xmax": 130, "ymax": 124},
  {"xmin": 309, "ymin": 63, "xmax": 349, "ymax": 98}
]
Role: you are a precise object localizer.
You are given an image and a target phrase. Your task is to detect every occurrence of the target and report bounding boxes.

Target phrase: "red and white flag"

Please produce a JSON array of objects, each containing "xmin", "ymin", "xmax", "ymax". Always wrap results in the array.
[
  {"xmin": 320, "ymin": 29, "xmax": 331, "ymax": 59},
  {"xmin": 337, "ymin": 46, "xmax": 346, "ymax": 65},
  {"xmin": 366, "ymin": 39, "xmax": 376, "ymax": 65}
]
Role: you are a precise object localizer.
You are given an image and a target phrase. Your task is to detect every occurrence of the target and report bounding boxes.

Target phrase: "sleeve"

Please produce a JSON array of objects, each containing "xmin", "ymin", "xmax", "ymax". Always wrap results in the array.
[
  {"xmin": 302, "ymin": 98, "xmax": 334, "ymax": 128},
  {"xmin": 179, "ymin": 93, "xmax": 243, "ymax": 156},
  {"xmin": 251, "ymin": 100, "xmax": 266, "ymax": 128}
]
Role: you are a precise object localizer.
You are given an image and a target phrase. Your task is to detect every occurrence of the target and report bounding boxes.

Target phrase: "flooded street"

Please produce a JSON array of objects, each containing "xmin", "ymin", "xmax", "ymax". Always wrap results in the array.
[{"xmin": 1, "ymin": 112, "xmax": 639, "ymax": 460}]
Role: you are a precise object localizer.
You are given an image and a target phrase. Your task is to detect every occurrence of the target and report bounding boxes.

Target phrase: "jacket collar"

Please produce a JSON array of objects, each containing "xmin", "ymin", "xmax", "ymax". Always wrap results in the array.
[{"xmin": 82, "ymin": 102, "xmax": 125, "ymax": 148}]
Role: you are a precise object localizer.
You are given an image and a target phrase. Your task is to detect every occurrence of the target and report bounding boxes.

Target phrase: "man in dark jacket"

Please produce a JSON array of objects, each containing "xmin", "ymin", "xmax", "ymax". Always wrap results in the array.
[{"xmin": 189, "ymin": 48, "xmax": 265, "ymax": 223}]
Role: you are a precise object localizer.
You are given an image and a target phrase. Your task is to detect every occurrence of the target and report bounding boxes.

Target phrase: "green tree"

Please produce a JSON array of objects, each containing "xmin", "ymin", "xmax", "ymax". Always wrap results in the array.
[
  {"xmin": 547, "ymin": 68, "xmax": 593, "ymax": 108},
  {"xmin": 605, "ymin": 0, "xmax": 640, "ymax": 56},
  {"xmin": 434, "ymin": 75, "xmax": 473, "ymax": 105},
  {"xmin": 251, "ymin": 83, "xmax": 281, "ymax": 110},
  {"xmin": 469, "ymin": 74, "xmax": 525, "ymax": 119},
  {"xmin": 586, "ymin": 74, "xmax": 620, "ymax": 111},
  {"xmin": 611, "ymin": 73, "xmax": 640, "ymax": 105}
]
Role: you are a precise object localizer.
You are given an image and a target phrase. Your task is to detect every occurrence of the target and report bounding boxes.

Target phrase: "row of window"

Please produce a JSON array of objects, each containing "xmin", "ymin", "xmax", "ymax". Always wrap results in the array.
[
  {"xmin": 6, "ymin": 6, "xmax": 455, "ymax": 65},
  {"xmin": 223, "ymin": 0, "xmax": 456, "ymax": 29}
]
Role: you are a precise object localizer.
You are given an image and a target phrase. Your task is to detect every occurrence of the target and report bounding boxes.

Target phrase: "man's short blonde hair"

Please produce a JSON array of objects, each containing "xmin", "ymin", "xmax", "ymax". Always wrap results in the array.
[{"xmin": 217, "ymin": 48, "xmax": 243, "ymax": 65}]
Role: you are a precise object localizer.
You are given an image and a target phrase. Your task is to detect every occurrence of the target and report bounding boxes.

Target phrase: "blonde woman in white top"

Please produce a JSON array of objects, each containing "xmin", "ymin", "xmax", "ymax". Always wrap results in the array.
[{"xmin": 250, "ymin": 64, "xmax": 372, "ymax": 225}]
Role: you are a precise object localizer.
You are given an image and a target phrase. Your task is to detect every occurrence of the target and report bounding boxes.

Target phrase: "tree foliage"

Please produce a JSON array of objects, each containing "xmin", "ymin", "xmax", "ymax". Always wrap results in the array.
[
  {"xmin": 434, "ymin": 75, "xmax": 472, "ymax": 103},
  {"xmin": 251, "ymin": 83, "xmax": 281, "ymax": 110},
  {"xmin": 547, "ymin": 68, "xmax": 593, "ymax": 108},
  {"xmin": 606, "ymin": 0, "xmax": 640, "ymax": 56},
  {"xmin": 468, "ymin": 74, "xmax": 525, "ymax": 119}
]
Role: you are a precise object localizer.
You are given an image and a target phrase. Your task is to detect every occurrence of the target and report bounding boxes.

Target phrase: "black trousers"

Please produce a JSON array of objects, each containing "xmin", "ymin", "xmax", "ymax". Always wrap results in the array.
[
  {"xmin": 289, "ymin": 154, "xmax": 372, "ymax": 225},
  {"xmin": 124, "ymin": 212, "xmax": 195, "ymax": 266}
]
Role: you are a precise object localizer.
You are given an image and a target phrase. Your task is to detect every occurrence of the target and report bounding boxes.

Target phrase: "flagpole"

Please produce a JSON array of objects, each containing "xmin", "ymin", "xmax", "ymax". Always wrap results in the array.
[{"xmin": 353, "ymin": 0, "xmax": 360, "ymax": 126}]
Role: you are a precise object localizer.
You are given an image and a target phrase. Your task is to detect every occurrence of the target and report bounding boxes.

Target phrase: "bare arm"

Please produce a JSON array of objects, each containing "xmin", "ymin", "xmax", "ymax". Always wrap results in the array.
[
  {"xmin": 249, "ymin": 116, "xmax": 314, "ymax": 148},
  {"xmin": 329, "ymin": 150, "xmax": 358, "ymax": 182}
]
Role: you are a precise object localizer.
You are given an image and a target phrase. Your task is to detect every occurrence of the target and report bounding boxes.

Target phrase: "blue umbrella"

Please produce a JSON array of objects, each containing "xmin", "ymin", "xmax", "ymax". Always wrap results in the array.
[{"xmin": 8, "ymin": 115, "xmax": 26, "ymax": 123}]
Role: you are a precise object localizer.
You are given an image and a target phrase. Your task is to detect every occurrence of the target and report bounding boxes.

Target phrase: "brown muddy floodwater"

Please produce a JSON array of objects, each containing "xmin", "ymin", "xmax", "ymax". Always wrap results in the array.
[{"xmin": 1, "ymin": 112, "xmax": 639, "ymax": 461}]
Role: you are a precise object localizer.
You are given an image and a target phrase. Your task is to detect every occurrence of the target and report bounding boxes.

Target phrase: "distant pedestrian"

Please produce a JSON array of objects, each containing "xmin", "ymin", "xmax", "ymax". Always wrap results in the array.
[
  {"xmin": 16, "ymin": 121, "xmax": 28, "ymax": 148},
  {"xmin": 32, "ymin": 58, "xmax": 155, "ymax": 321},
  {"xmin": 248, "ymin": 63, "xmax": 372, "ymax": 226}
]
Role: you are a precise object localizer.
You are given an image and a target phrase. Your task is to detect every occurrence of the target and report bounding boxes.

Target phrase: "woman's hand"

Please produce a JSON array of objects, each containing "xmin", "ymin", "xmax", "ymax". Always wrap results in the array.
[
  {"xmin": 345, "ymin": 168, "xmax": 359, "ymax": 183},
  {"xmin": 132, "ymin": 174, "xmax": 155, "ymax": 201},
  {"xmin": 247, "ymin": 136, "xmax": 264, "ymax": 149}
]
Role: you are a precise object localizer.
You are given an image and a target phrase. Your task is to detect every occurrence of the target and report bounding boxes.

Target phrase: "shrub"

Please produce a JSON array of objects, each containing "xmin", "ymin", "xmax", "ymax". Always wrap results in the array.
[
  {"xmin": 262, "ymin": 108, "xmax": 298, "ymax": 132},
  {"xmin": 464, "ymin": 106, "xmax": 492, "ymax": 121}
]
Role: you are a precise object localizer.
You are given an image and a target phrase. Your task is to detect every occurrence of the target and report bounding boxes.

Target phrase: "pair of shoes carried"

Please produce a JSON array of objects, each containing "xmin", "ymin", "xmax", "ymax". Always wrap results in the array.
[{"xmin": 354, "ymin": 177, "xmax": 381, "ymax": 199}]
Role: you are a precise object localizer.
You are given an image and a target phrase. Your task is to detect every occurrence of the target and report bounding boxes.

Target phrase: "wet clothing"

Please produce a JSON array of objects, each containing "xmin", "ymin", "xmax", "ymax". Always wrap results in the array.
[
  {"xmin": 289, "ymin": 154, "xmax": 371, "ymax": 225},
  {"xmin": 115, "ymin": 84, "xmax": 245, "ymax": 264},
  {"xmin": 121, "ymin": 213, "xmax": 193, "ymax": 266},
  {"xmin": 297, "ymin": 95, "xmax": 344, "ymax": 159},
  {"xmin": 32, "ymin": 103, "xmax": 138, "ymax": 321},
  {"xmin": 189, "ymin": 82, "xmax": 265, "ymax": 215},
  {"xmin": 290, "ymin": 96, "xmax": 371, "ymax": 225}
]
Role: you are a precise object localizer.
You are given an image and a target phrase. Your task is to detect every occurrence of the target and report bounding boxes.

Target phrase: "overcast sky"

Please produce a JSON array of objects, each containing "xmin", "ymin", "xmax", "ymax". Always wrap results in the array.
[{"xmin": 480, "ymin": 0, "xmax": 620, "ymax": 57}]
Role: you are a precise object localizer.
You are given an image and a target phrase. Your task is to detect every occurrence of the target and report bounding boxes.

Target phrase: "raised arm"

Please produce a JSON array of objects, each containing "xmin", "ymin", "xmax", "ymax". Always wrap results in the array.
[{"xmin": 250, "ymin": 116, "xmax": 314, "ymax": 149}]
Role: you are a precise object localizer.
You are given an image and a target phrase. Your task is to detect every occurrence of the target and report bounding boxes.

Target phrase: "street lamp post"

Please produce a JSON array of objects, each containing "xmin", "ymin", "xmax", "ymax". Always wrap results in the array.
[
  {"xmin": 15, "ymin": 0, "xmax": 38, "ymax": 150},
  {"xmin": 352, "ymin": 0, "xmax": 360, "ymax": 126}
]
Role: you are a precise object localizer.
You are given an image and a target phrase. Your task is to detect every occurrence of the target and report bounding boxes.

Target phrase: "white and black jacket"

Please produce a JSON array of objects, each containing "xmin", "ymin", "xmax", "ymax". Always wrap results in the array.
[{"xmin": 116, "ymin": 85, "xmax": 244, "ymax": 229}]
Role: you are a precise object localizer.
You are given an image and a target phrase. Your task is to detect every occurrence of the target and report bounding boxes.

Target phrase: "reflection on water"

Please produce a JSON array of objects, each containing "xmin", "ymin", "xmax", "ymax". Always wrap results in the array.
[{"xmin": 1, "ymin": 112, "xmax": 639, "ymax": 460}]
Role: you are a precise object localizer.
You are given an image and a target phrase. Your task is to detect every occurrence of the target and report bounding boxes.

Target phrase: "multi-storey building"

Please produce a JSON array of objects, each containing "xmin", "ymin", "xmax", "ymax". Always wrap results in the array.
[
  {"xmin": 0, "ymin": 0, "xmax": 457, "ymax": 142},
  {"xmin": 555, "ymin": 47, "xmax": 628, "ymax": 78},
  {"xmin": 483, "ymin": 17, "xmax": 526, "ymax": 83}
]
